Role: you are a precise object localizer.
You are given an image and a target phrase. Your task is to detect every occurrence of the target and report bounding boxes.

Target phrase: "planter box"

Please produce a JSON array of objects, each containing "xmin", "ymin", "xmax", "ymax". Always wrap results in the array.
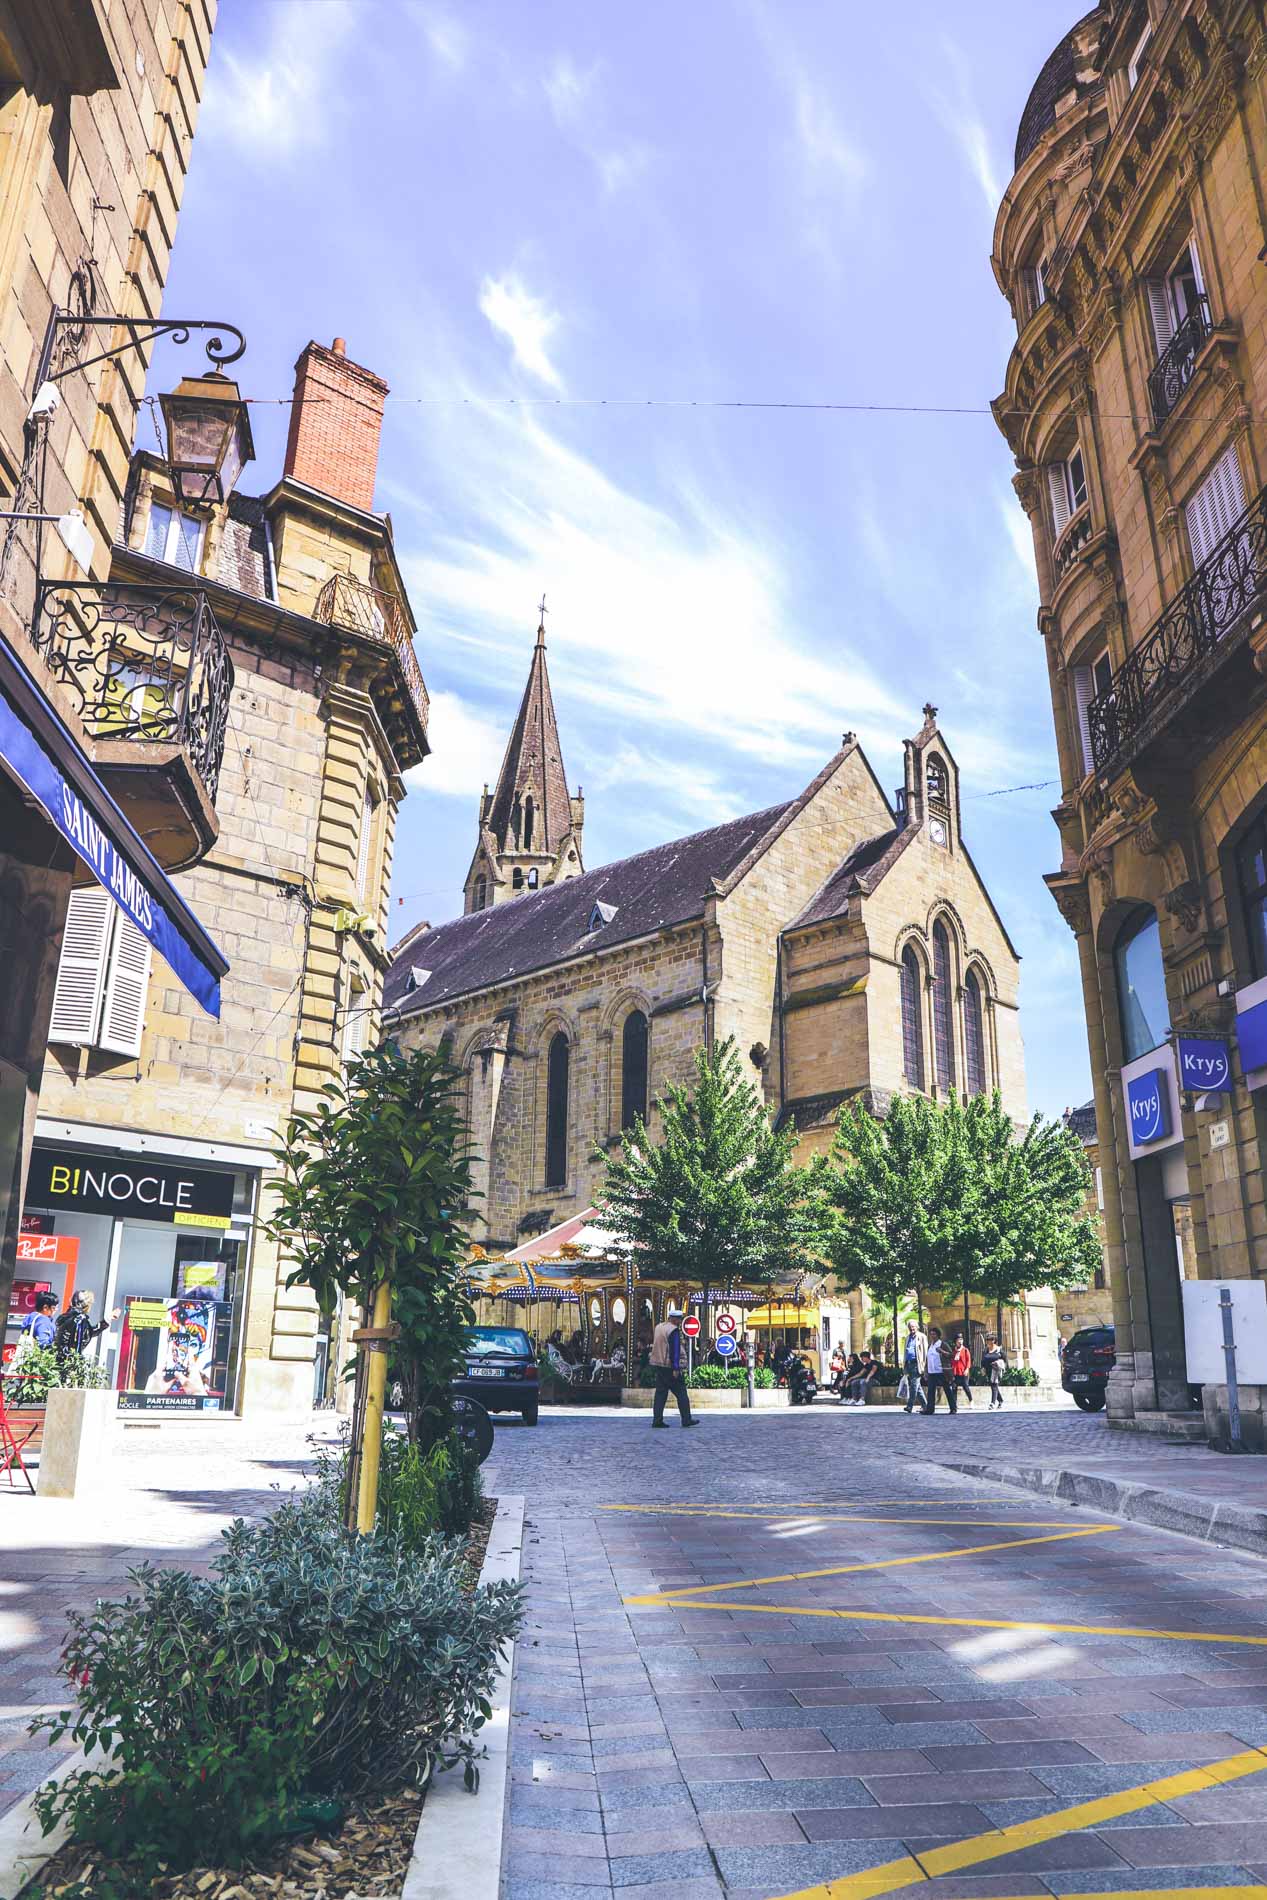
[
  {"xmin": 38, "ymin": 1388, "xmax": 119, "ymax": 1498},
  {"xmin": 858, "ymin": 1385, "xmax": 1063, "ymax": 1409},
  {"xmin": 4, "ymin": 1405, "xmax": 45, "ymax": 1453},
  {"xmin": 622, "ymin": 1386, "xmax": 744, "ymax": 1409}
]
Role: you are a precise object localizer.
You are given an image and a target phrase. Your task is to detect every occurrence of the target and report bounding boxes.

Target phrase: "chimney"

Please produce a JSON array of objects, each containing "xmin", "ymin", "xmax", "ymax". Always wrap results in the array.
[{"xmin": 283, "ymin": 337, "xmax": 388, "ymax": 513}]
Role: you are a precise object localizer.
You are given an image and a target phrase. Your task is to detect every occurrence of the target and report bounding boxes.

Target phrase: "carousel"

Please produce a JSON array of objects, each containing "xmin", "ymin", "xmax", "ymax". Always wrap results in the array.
[{"xmin": 464, "ymin": 1210, "xmax": 832, "ymax": 1392}]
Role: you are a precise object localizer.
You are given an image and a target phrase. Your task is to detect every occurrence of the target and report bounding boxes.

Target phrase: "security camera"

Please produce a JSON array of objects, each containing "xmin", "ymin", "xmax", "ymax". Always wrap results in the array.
[{"xmin": 27, "ymin": 382, "xmax": 61, "ymax": 422}]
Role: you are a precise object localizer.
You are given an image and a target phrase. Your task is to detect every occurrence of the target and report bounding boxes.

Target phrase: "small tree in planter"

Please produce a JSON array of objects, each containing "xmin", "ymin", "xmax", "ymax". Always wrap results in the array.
[
  {"xmin": 267, "ymin": 1044, "xmax": 476, "ymax": 1532},
  {"xmin": 2, "ymin": 1344, "xmax": 107, "ymax": 1405}
]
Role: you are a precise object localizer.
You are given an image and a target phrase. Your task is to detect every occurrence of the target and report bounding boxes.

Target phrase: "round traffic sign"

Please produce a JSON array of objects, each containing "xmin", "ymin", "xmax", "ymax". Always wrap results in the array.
[
  {"xmin": 715, "ymin": 1312, "xmax": 737, "ymax": 1335},
  {"xmin": 681, "ymin": 1314, "xmax": 701, "ymax": 1338},
  {"xmin": 714, "ymin": 1333, "xmax": 738, "ymax": 1357}
]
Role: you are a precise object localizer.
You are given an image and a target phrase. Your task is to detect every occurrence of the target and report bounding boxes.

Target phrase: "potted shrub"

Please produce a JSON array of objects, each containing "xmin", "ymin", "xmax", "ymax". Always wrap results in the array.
[{"xmin": 3, "ymin": 1345, "xmax": 109, "ymax": 1483}]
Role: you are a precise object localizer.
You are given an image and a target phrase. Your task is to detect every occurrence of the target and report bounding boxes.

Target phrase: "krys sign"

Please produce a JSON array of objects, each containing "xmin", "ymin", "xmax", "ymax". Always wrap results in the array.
[
  {"xmin": 25, "ymin": 1151, "xmax": 234, "ymax": 1228},
  {"xmin": 1177, "ymin": 1036, "xmax": 1232, "ymax": 1093},
  {"xmin": 1127, "ymin": 1067, "xmax": 1171, "ymax": 1145}
]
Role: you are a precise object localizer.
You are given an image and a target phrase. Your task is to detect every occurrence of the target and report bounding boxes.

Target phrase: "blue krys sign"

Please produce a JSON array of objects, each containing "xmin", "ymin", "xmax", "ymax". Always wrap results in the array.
[
  {"xmin": 0, "ymin": 688, "xmax": 224, "ymax": 1016},
  {"xmin": 1239, "ymin": 998, "xmax": 1267, "ymax": 1075},
  {"xmin": 1127, "ymin": 1067, "xmax": 1171, "ymax": 1144},
  {"xmin": 1177, "ymin": 1037, "xmax": 1232, "ymax": 1093}
]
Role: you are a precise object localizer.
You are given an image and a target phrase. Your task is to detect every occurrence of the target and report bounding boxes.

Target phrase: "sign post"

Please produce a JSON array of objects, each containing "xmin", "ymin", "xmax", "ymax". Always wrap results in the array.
[
  {"xmin": 682, "ymin": 1311, "xmax": 700, "ymax": 1380},
  {"xmin": 1221, "ymin": 1288, "xmax": 1246, "ymax": 1455},
  {"xmin": 1181, "ymin": 1280, "xmax": 1267, "ymax": 1453}
]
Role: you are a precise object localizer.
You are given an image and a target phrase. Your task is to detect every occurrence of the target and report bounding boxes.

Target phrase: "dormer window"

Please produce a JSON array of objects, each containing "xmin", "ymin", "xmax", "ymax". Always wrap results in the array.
[
  {"xmin": 405, "ymin": 966, "xmax": 430, "ymax": 994},
  {"xmin": 145, "ymin": 501, "xmax": 204, "ymax": 574},
  {"xmin": 589, "ymin": 901, "xmax": 617, "ymax": 932},
  {"xmin": 1127, "ymin": 19, "xmax": 1152, "ymax": 90}
]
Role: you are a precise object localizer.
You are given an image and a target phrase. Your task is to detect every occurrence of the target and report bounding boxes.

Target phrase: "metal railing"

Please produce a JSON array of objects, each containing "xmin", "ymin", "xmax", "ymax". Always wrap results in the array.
[
  {"xmin": 32, "ymin": 578, "xmax": 233, "ymax": 800},
  {"xmin": 1054, "ymin": 504, "xmax": 1093, "ymax": 579},
  {"xmin": 1088, "ymin": 482, "xmax": 1267, "ymax": 774},
  {"xmin": 1148, "ymin": 296, "xmax": 1213, "ymax": 427},
  {"xmin": 313, "ymin": 572, "xmax": 430, "ymax": 732}
]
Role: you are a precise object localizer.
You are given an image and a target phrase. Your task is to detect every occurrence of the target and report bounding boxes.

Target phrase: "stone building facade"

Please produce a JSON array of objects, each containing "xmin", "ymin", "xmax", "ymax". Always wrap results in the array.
[
  {"xmin": 994, "ymin": 0, "xmax": 1267, "ymax": 1441},
  {"xmin": 0, "ymin": 4, "xmax": 228, "ymax": 1330},
  {"xmin": 387, "ymin": 647, "xmax": 1055, "ymax": 1369},
  {"xmin": 29, "ymin": 335, "xmax": 429, "ymax": 1414},
  {"xmin": 1058, "ymin": 1101, "xmax": 1114, "ymax": 1339}
]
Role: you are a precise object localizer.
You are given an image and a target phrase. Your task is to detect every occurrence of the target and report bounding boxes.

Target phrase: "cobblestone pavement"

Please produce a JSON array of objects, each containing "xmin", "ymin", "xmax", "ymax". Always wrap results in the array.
[
  {"xmin": 0, "ymin": 1413, "xmax": 336, "ymax": 1822},
  {"xmin": 487, "ymin": 1405, "xmax": 1267, "ymax": 1900}
]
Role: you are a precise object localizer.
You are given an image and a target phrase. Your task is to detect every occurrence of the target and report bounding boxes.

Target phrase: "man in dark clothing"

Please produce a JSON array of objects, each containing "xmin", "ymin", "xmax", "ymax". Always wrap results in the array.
[{"xmin": 649, "ymin": 1306, "xmax": 697, "ymax": 1428}]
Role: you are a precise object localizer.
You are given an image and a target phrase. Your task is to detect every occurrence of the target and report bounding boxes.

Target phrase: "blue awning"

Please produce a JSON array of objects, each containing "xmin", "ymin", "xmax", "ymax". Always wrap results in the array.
[{"xmin": 0, "ymin": 642, "xmax": 228, "ymax": 1017}]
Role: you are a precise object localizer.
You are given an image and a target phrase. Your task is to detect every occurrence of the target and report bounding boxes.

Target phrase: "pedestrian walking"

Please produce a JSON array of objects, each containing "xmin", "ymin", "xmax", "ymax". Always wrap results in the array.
[
  {"xmin": 921, "ymin": 1327, "xmax": 956, "ymax": 1414},
  {"xmin": 900, "ymin": 1318, "xmax": 927, "ymax": 1414},
  {"xmin": 950, "ymin": 1334, "xmax": 974, "ymax": 1407},
  {"xmin": 649, "ymin": 1306, "xmax": 698, "ymax": 1428},
  {"xmin": 54, "ymin": 1289, "xmax": 117, "ymax": 1364},
  {"xmin": 15, "ymin": 1290, "xmax": 57, "ymax": 1357},
  {"xmin": 982, "ymin": 1333, "xmax": 1008, "ymax": 1408}
]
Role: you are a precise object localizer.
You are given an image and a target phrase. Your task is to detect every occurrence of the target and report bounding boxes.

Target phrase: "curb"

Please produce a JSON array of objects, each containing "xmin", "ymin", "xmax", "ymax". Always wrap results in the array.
[
  {"xmin": 0, "ymin": 1742, "xmax": 98, "ymax": 1900},
  {"xmin": 401, "ymin": 1492, "xmax": 524, "ymax": 1900},
  {"xmin": 939, "ymin": 1457, "xmax": 1267, "ymax": 1559}
]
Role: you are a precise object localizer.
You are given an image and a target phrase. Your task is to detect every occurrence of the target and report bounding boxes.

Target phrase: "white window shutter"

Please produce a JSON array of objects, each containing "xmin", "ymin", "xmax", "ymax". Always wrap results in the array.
[
  {"xmin": 356, "ymin": 789, "xmax": 374, "ymax": 896},
  {"xmin": 1188, "ymin": 241, "xmax": 1206, "ymax": 299},
  {"xmin": 1146, "ymin": 280, "xmax": 1175, "ymax": 354},
  {"xmin": 48, "ymin": 887, "xmax": 114, "ymax": 1046},
  {"xmin": 1187, "ymin": 448, "xmax": 1246, "ymax": 563},
  {"xmin": 98, "ymin": 916, "xmax": 152, "ymax": 1058},
  {"xmin": 1047, "ymin": 464, "xmax": 1071, "ymax": 537},
  {"xmin": 1073, "ymin": 666, "xmax": 1096, "ymax": 775}
]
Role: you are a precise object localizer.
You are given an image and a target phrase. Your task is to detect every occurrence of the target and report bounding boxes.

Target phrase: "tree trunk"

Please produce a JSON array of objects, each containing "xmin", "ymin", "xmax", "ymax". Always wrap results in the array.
[{"xmin": 891, "ymin": 1295, "xmax": 900, "ymax": 1366}]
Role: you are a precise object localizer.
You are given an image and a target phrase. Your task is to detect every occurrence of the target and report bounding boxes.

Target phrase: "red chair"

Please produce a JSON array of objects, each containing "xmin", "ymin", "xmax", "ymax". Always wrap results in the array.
[{"xmin": 0, "ymin": 1371, "xmax": 38, "ymax": 1494}]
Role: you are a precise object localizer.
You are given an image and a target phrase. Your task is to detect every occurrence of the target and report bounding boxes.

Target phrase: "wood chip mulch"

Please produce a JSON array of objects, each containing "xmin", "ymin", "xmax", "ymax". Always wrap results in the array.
[{"xmin": 27, "ymin": 1500, "xmax": 500, "ymax": 1900}]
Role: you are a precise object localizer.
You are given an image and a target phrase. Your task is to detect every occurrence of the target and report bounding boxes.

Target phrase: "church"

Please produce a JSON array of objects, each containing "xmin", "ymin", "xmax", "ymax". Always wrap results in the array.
[{"xmin": 385, "ymin": 620, "xmax": 1055, "ymax": 1368}]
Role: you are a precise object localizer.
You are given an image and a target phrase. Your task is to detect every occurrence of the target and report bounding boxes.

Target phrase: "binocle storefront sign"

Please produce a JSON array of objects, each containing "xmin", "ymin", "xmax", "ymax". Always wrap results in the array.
[{"xmin": 25, "ymin": 1149, "xmax": 233, "ymax": 1228}]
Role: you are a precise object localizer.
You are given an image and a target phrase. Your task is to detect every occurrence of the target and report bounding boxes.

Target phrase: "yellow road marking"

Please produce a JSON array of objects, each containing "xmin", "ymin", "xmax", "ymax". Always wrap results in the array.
[
  {"xmin": 624, "ymin": 1524, "xmax": 1117, "ymax": 1605},
  {"xmin": 957, "ymin": 1893, "xmax": 1267, "ymax": 1900},
  {"xmin": 660, "ymin": 1596, "xmax": 1267, "ymax": 1647},
  {"xmin": 767, "ymin": 1746, "xmax": 1267, "ymax": 1900},
  {"xmin": 602, "ymin": 1504, "xmax": 1079, "ymax": 1529}
]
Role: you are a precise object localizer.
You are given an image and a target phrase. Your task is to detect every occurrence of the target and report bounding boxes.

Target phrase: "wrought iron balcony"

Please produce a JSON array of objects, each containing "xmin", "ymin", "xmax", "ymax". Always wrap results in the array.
[
  {"xmin": 1088, "ymin": 483, "xmax": 1267, "ymax": 774},
  {"xmin": 1148, "ymin": 296, "xmax": 1213, "ymax": 427},
  {"xmin": 313, "ymin": 572, "xmax": 430, "ymax": 732},
  {"xmin": 32, "ymin": 578, "xmax": 233, "ymax": 800}
]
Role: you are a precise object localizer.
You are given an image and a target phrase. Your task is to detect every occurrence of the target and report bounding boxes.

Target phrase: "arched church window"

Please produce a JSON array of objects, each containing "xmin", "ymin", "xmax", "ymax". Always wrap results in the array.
[
  {"xmin": 621, "ymin": 1010, "xmax": 649, "ymax": 1129},
  {"xmin": 512, "ymin": 868, "xmax": 524, "ymax": 891},
  {"xmin": 524, "ymin": 795, "xmax": 535, "ymax": 850},
  {"xmin": 964, "ymin": 970, "xmax": 987, "ymax": 1096},
  {"xmin": 546, "ymin": 1032, "xmax": 570, "ymax": 1186},
  {"xmin": 932, "ymin": 921, "xmax": 956, "ymax": 1092},
  {"xmin": 474, "ymin": 876, "xmax": 487, "ymax": 911},
  {"xmin": 927, "ymin": 756, "xmax": 947, "ymax": 804},
  {"xmin": 900, "ymin": 947, "xmax": 925, "ymax": 1089},
  {"xmin": 527, "ymin": 868, "xmax": 539, "ymax": 890}
]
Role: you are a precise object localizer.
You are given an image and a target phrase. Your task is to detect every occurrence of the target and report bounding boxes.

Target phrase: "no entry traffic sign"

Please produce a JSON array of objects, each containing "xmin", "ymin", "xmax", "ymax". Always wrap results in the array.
[
  {"xmin": 681, "ymin": 1314, "xmax": 701, "ymax": 1338},
  {"xmin": 716, "ymin": 1312, "xmax": 737, "ymax": 1335},
  {"xmin": 714, "ymin": 1333, "xmax": 738, "ymax": 1357}
]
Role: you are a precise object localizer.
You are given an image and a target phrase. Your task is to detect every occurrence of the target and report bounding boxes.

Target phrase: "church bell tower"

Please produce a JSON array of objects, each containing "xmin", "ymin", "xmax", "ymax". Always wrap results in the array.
[{"xmin": 463, "ymin": 609, "xmax": 585, "ymax": 912}]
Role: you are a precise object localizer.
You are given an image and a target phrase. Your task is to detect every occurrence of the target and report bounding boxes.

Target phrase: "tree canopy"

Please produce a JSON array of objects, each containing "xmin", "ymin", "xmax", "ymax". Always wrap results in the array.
[{"xmin": 595, "ymin": 1036, "xmax": 818, "ymax": 1295}]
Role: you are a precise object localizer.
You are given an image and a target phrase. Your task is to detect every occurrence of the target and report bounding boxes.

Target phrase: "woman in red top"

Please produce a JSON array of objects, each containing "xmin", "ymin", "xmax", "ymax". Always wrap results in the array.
[{"xmin": 951, "ymin": 1336, "xmax": 974, "ymax": 1407}]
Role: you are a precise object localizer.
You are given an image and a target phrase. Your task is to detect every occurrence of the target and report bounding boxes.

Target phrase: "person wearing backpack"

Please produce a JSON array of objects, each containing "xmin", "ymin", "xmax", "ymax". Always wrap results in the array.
[
  {"xmin": 982, "ymin": 1334, "xmax": 1008, "ymax": 1409},
  {"xmin": 55, "ymin": 1290, "xmax": 117, "ymax": 1365}
]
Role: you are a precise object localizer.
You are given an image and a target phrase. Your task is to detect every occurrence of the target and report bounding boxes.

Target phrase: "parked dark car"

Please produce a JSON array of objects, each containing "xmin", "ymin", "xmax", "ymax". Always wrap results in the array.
[
  {"xmin": 453, "ymin": 1325, "xmax": 539, "ymax": 1425},
  {"xmin": 1062, "ymin": 1324, "xmax": 1115, "ymax": 1411}
]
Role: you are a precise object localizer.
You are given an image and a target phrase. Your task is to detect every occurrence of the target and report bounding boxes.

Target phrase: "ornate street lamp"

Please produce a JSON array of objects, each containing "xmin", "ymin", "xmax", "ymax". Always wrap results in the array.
[{"xmin": 158, "ymin": 372, "xmax": 254, "ymax": 507}]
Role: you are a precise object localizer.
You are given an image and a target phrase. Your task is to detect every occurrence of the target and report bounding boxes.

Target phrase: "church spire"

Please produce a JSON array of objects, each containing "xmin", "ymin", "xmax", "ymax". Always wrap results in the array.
[{"xmin": 463, "ymin": 610, "xmax": 586, "ymax": 912}]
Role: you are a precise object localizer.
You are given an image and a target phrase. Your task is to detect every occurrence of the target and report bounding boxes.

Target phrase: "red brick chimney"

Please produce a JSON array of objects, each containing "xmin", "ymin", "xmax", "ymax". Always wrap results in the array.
[{"xmin": 282, "ymin": 337, "xmax": 389, "ymax": 513}]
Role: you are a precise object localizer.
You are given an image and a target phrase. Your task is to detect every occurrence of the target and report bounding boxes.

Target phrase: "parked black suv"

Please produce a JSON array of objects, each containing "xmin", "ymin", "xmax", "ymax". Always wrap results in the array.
[
  {"xmin": 1062, "ymin": 1324, "xmax": 1115, "ymax": 1411},
  {"xmin": 453, "ymin": 1325, "xmax": 539, "ymax": 1425}
]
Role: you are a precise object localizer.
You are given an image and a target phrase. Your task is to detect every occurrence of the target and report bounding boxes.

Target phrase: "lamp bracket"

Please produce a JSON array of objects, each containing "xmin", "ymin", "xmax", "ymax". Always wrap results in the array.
[{"xmin": 34, "ymin": 310, "xmax": 246, "ymax": 390}]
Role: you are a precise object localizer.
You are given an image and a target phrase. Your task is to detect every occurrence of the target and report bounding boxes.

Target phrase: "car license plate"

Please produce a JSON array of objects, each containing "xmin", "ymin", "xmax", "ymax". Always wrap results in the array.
[
  {"xmin": 466, "ymin": 1366, "xmax": 501, "ymax": 1378},
  {"xmin": 1070, "ymin": 1372, "xmax": 1089, "ymax": 1382}
]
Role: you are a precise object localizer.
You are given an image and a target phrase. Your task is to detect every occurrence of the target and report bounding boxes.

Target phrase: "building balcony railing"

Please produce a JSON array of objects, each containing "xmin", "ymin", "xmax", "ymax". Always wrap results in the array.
[
  {"xmin": 1054, "ymin": 504, "xmax": 1093, "ymax": 580},
  {"xmin": 313, "ymin": 572, "xmax": 430, "ymax": 733},
  {"xmin": 1148, "ymin": 297, "xmax": 1213, "ymax": 428},
  {"xmin": 32, "ymin": 578, "xmax": 233, "ymax": 800},
  {"xmin": 1088, "ymin": 483, "xmax": 1267, "ymax": 775}
]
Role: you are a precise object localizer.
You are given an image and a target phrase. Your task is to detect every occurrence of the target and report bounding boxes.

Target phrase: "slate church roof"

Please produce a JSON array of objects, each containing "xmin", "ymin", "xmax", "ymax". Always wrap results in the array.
[{"xmin": 384, "ymin": 801, "xmax": 791, "ymax": 1016}]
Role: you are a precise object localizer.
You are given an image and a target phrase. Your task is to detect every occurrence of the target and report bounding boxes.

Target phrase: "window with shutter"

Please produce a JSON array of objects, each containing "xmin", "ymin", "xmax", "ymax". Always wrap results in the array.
[
  {"xmin": 1186, "ymin": 448, "xmax": 1246, "ymax": 564},
  {"xmin": 1128, "ymin": 20, "xmax": 1152, "ymax": 88},
  {"xmin": 355, "ymin": 787, "xmax": 375, "ymax": 897},
  {"xmin": 1146, "ymin": 279, "xmax": 1175, "ymax": 355},
  {"xmin": 1073, "ymin": 666, "xmax": 1096, "ymax": 775},
  {"xmin": 48, "ymin": 888, "xmax": 114, "ymax": 1046},
  {"xmin": 1047, "ymin": 464, "xmax": 1071, "ymax": 537},
  {"xmin": 98, "ymin": 918, "xmax": 152, "ymax": 1058}
]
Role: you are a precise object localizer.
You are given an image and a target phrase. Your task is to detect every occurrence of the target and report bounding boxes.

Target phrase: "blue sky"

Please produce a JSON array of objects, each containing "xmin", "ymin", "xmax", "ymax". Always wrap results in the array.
[{"xmin": 150, "ymin": 0, "xmax": 1091, "ymax": 1117}]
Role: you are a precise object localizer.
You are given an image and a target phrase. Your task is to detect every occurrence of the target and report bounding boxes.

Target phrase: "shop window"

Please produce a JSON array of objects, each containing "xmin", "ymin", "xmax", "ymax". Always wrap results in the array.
[
  {"xmin": 1114, "ymin": 907, "xmax": 1170, "ymax": 1062},
  {"xmin": 545, "ymin": 1032, "xmax": 570, "ymax": 1186},
  {"xmin": 1236, "ymin": 814, "xmax": 1267, "ymax": 980},
  {"xmin": 145, "ymin": 501, "xmax": 204, "ymax": 574},
  {"xmin": 1073, "ymin": 648, "xmax": 1114, "ymax": 776},
  {"xmin": 621, "ymin": 1009, "xmax": 649, "ymax": 1130},
  {"xmin": 932, "ymin": 922, "xmax": 956, "ymax": 1092},
  {"xmin": 48, "ymin": 887, "xmax": 152, "ymax": 1058},
  {"xmin": 900, "ymin": 946, "xmax": 925, "ymax": 1090},
  {"xmin": 964, "ymin": 970, "xmax": 987, "ymax": 1096}
]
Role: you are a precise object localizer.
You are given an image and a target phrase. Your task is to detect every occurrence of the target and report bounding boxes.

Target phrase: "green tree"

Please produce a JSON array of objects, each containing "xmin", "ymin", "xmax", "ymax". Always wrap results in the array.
[
  {"xmin": 266, "ymin": 1043, "xmax": 475, "ymax": 1468},
  {"xmin": 595, "ymin": 1037, "xmax": 818, "ymax": 1301}
]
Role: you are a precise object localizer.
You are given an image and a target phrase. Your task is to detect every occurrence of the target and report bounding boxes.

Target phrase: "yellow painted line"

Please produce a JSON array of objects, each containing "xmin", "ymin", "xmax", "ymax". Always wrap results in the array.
[
  {"xmin": 624, "ymin": 1524, "xmax": 1117, "ymax": 1605},
  {"xmin": 767, "ymin": 1746, "xmax": 1267, "ymax": 1900},
  {"xmin": 660, "ymin": 1595, "xmax": 1267, "ymax": 1648},
  {"xmin": 602, "ymin": 1503, "xmax": 1079, "ymax": 1529},
  {"xmin": 956, "ymin": 1893, "xmax": 1267, "ymax": 1900}
]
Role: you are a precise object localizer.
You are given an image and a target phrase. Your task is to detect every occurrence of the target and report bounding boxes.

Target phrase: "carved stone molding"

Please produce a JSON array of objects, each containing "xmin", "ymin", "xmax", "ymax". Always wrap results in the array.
[
  {"xmin": 1164, "ymin": 879, "xmax": 1204, "ymax": 934},
  {"xmin": 1012, "ymin": 467, "xmax": 1041, "ymax": 518},
  {"xmin": 1046, "ymin": 874, "xmax": 1092, "ymax": 938}
]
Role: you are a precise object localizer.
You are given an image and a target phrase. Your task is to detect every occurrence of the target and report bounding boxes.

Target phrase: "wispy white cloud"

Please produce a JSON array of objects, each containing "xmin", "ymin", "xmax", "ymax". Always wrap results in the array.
[
  {"xmin": 587, "ymin": 744, "xmax": 746, "ymax": 828},
  {"xmin": 745, "ymin": 3, "xmax": 867, "ymax": 267},
  {"xmin": 543, "ymin": 52, "xmax": 654, "ymax": 196},
  {"xmin": 927, "ymin": 37, "xmax": 1003, "ymax": 215},
  {"xmin": 417, "ymin": 8, "xmax": 468, "ymax": 73},
  {"xmin": 1001, "ymin": 492, "xmax": 1038, "ymax": 580},
  {"xmin": 478, "ymin": 274, "xmax": 564, "ymax": 390},
  {"xmin": 407, "ymin": 689, "xmax": 507, "ymax": 799},
  {"xmin": 202, "ymin": 1, "xmax": 359, "ymax": 157},
  {"xmin": 544, "ymin": 52, "xmax": 599, "ymax": 124},
  {"xmin": 792, "ymin": 80, "xmax": 867, "ymax": 194}
]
